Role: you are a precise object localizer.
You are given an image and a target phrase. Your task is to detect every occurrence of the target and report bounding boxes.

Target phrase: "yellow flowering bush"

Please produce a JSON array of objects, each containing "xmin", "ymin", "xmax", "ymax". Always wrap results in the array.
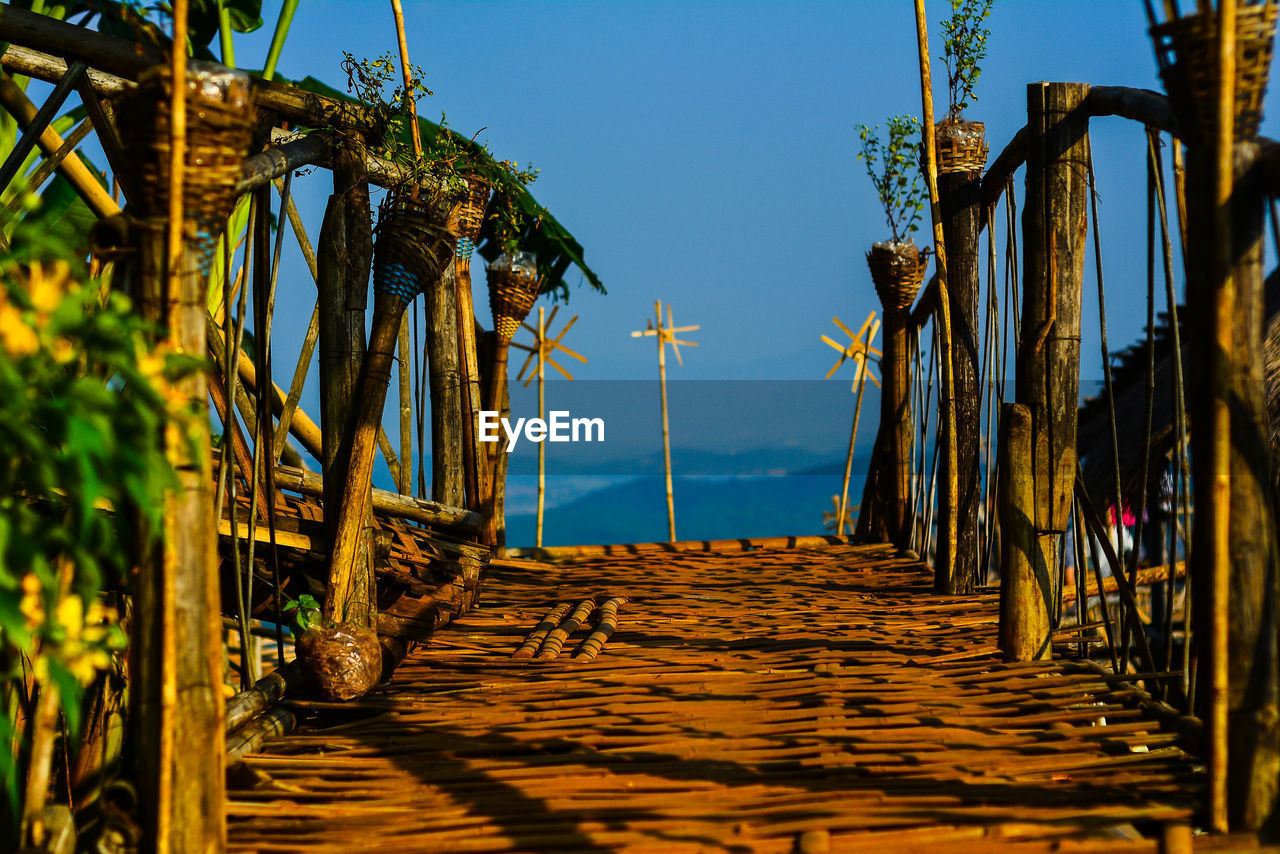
[{"xmin": 0, "ymin": 233, "xmax": 187, "ymax": 824}]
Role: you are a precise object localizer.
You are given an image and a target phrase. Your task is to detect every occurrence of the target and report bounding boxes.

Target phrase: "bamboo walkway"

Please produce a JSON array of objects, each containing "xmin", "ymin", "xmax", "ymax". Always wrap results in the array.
[{"xmin": 225, "ymin": 542, "xmax": 1223, "ymax": 853}]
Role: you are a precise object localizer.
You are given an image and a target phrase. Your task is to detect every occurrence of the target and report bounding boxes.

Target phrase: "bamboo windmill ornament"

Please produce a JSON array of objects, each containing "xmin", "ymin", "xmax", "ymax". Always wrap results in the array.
[
  {"xmin": 512, "ymin": 305, "xmax": 588, "ymax": 548},
  {"xmin": 821, "ymin": 311, "xmax": 881, "ymax": 537},
  {"xmin": 631, "ymin": 300, "xmax": 699, "ymax": 542}
]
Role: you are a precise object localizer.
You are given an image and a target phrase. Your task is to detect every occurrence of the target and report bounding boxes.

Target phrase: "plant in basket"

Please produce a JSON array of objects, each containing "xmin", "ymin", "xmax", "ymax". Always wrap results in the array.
[
  {"xmin": 1146, "ymin": 1, "xmax": 1278, "ymax": 146},
  {"xmin": 936, "ymin": 0, "xmax": 994, "ymax": 174},
  {"xmin": 285, "ymin": 594, "xmax": 381, "ymax": 702},
  {"xmin": 856, "ymin": 116, "xmax": 929, "ymax": 310}
]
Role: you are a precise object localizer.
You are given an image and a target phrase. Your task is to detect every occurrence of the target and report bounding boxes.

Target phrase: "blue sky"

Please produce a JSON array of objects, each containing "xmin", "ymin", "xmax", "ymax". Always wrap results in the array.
[{"xmin": 199, "ymin": 1, "xmax": 1280, "ymax": 482}]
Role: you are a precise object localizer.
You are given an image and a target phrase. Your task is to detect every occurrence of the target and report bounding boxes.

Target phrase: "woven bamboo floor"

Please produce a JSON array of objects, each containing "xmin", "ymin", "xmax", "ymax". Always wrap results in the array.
[{"xmin": 226, "ymin": 542, "xmax": 1220, "ymax": 853}]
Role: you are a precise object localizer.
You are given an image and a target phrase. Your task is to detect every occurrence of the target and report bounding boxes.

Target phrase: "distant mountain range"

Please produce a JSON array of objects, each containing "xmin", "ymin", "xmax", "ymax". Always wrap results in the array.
[{"xmin": 504, "ymin": 470, "xmax": 868, "ymax": 547}]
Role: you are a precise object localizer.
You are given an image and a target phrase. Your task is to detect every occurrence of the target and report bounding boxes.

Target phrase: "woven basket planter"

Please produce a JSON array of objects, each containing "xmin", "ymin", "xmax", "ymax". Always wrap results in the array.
[
  {"xmin": 867, "ymin": 242, "xmax": 928, "ymax": 313},
  {"xmin": 1151, "ymin": 2, "xmax": 1278, "ymax": 144},
  {"xmin": 296, "ymin": 623, "xmax": 381, "ymax": 701},
  {"xmin": 116, "ymin": 62, "xmax": 255, "ymax": 273},
  {"xmin": 449, "ymin": 176, "xmax": 491, "ymax": 270},
  {"xmin": 487, "ymin": 253, "xmax": 539, "ymax": 341},
  {"xmin": 373, "ymin": 189, "xmax": 455, "ymax": 308},
  {"xmin": 936, "ymin": 118, "xmax": 988, "ymax": 174}
]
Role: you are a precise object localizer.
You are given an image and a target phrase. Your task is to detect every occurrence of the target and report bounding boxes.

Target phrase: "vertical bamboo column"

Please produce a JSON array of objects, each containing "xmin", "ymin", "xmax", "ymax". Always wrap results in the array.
[
  {"xmin": 1211, "ymin": 8, "xmax": 1238, "ymax": 829},
  {"xmin": 483, "ymin": 254, "xmax": 539, "ymax": 549},
  {"xmin": 121, "ymin": 52, "xmax": 256, "ymax": 853},
  {"xmin": 317, "ymin": 137, "xmax": 375, "ymax": 627},
  {"xmin": 935, "ymin": 126, "xmax": 987, "ymax": 593},
  {"xmin": 1013, "ymin": 81, "xmax": 1090, "ymax": 628},
  {"xmin": 870, "ymin": 286, "xmax": 915, "ymax": 548},
  {"xmin": 658, "ymin": 309, "xmax": 676, "ymax": 542},
  {"xmin": 430, "ymin": 260, "xmax": 466, "ymax": 508},
  {"xmin": 532, "ymin": 307, "xmax": 545, "ymax": 546},
  {"xmin": 451, "ymin": 179, "xmax": 491, "ymax": 516},
  {"xmin": 1223, "ymin": 142, "xmax": 1280, "ymax": 832},
  {"xmin": 913, "ymin": 0, "xmax": 959, "ymax": 585},
  {"xmin": 1152, "ymin": 0, "xmax": 1280, "ymax": 827},
  {"xmin": 998, "ymin": 402, "xmax": 1049, "ymax": 660},
  {"xmin": 1184, "ymin": 118, "xmax": 1280, "ymax": 840}
]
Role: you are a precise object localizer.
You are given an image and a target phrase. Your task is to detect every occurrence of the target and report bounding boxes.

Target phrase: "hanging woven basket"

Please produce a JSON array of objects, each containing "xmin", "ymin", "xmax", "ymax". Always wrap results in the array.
[
  {"xmin": 373, "ymin": 188, "xmax": 455, "ymax": 309},
  {"xmin": 1151, "ymin": 2, "xmax": 1278, "ymax": 145},
  {"xmin": 487, "ymin": 251, "xmax": 539, "ymax": 341},
  {"xmin": 935, "ymin": 118, "xmax": 989, "ymax": 175},
  {"xmin": 116, "ymin": 62, "xmax": 255, "ymax": 273},
  {"xmin": 449, "ymin": 175, "xmax": 491, "ymax": 268},
  {"xmin": 867, "ymin": 242, "xmax": 928, "ymax": 313}
]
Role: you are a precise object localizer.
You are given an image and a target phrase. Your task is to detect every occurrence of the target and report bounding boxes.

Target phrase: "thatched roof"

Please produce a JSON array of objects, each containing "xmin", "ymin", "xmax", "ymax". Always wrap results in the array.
[
  {"xmin": 1077, "ymin": 309, "xmax": 1187, "ymax": 507},
  {"xmin": 1078, "ymin": 268, "xmax": 1280, "ymax": 507}
]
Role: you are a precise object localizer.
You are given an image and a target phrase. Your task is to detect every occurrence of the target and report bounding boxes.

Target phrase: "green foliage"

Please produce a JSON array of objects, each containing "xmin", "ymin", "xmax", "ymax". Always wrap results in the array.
[
  {"xmin": 302, "ymin": 57, "xmax": 602, "ymax": 301},
  {"xmin": 940, "ymin": 0, "xmax": 994, "ymax": 117},
  {"xmin": 282, "ymin": 594, "xmax": 321, "ymax": 634},
  {"xmin": 339, "ymin": 54, "xmax": 554, "ymax": 276},
  {"xmin": 0, "ymin": 226, "xmax": 185, "ymax": 824},
  {"xmin": 855, "ymin": 117, "xmax": 926, "ymax": 245}
]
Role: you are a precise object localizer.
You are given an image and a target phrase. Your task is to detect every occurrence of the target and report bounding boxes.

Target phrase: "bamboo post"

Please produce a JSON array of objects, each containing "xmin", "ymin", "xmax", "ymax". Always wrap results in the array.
[
  {"xmin": 395, "ymin": 314, "xmax": 412, "ymax": 494},
  {"xmin": 913, "ymin": 0, "xmax": 959, "ymax": 586},
  {"xmin": 837, "ymin": 326, "xmax": 877, "ymax": 537},
  {"xmin": 936, "ymin": 132, "xmax": 987, "ymax": 593},
  {"xmin": 865, "ymin": 295, "xmax": 913, "ymax": 546},
  {"xmin": 999, "ymin": 402, "xmax": 1049, "ymax": 660},
  {"xmin": 658, "ymin": 307, "xmax": 675, "ymax": 542},
  {"xmin": 1015, "ymin": 82, "xmax": 1090, "ymax": 626},
  {"xmin": 1209, "ymin": 2, "xmax": 1236, "ymax": 832},
  {"xmin": 125, "ymin": 24, "xmax": 250, "ymax": 850},
  {"xmin": 430, "ymin": 260, "xmax": 466, "ymax": 508},
  {"xmin": 1222, "ymin": 123, "xmax": 1280, "ymax": 846},
  {"xmin": 317, "ymin": 138, "xmax": 375, "ymax": 627},
  {"xmin": 536, "ymin": 306, "xmax": 546, "ymax": 548},
  {"xmin": 1174, "ymin": 7, "xmax": 1280, "ymax": 828}
]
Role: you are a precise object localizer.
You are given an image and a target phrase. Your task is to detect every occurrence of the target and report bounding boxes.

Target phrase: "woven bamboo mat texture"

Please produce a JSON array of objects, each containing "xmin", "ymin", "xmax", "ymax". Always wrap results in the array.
[{"xmin": 226, "ymin": 542, "xmax": 1216, "ymax": 853}]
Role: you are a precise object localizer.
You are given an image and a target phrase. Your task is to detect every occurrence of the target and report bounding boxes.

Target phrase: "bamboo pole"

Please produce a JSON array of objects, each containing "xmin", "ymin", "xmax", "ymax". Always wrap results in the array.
[
  {"xmin": 937, "ymin": 151, "xmax": 986, "ymax": 593},
  {"xmin": 324, "ymin": 291, "xmax": 405, "ymax": 625},
  {"xmin": 0, "ymin": 72, "xmax": 119, "ymax": 218},
  {"xmin": 998, "ymin": 403, "xmax": 1049, "ymax": 661},
  {"xmin": 658, "ymin": 302, "xmax": 676, "ymax": 542},
  {"xmin": 536, "ymin": 306, "xmax": 546, "ymax": 548},
  {"xmin": 1016, "ymin": 82, "xmax": 1090, "ymax": 631},
  {"xmin": 158, "ymin": 6, "xmax": 187, "ymax": 845},
  {"xmin": 837, "ymin": 325, "xmax": 876, "ymax": 536},
  {"xmin": 317, "ymin": 141, "xmax": 375, "ymax": 628},
  {"xmin": 396, "ymin": 315, "xmax": 413, "ymax": 494},
  {"xmin": 1207, "ymin": 0, "xmax": 1236, "ymax": 832},
  {"xmin": 912, "ymin": 0, "xmax": 958, "ymax": 585},
  {"xmin": 389, "ymin": 0, "xmax": 419, "ymax": 500}
]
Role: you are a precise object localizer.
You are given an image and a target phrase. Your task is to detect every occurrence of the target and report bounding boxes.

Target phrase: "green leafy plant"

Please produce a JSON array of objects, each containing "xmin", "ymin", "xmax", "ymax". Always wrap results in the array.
[
  {"xmin": 0, "ymin": 225, "xmax": 188, "ymax": 832},
  {"xmin": 941, "ymin": 0, "xmax": 995, "ymax": 117},
  {"xmin": 282, "ymin": 594, "xmax": 321, "ymax": 634},
  {"xmin": 341, "ymin": 53, "xmax": 540, "ymax": 255},
  {"xmin": 856, "ymin": 117, "xmax": 926, "ymax": 245}
]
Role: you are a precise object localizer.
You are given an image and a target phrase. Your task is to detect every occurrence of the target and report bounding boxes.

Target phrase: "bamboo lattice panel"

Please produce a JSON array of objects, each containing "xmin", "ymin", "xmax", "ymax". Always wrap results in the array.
[{"xmin": 226, "ymin": 543, "xmax": 1211, "ymax": 853}]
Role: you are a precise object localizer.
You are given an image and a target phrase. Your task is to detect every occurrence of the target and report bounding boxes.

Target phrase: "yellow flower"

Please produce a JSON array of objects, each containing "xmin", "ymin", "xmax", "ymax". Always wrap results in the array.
[
  {"xmin": 26, "ymin": 259, "xmax": 73, "ymax": 318},
  {"xmin": 51, "ymin": 338, "xmax": 74, "ymax": 364},
  {"xmin": 55, "ymin": 594, "xmax": 85, "ymax": 642},
  {"xmin": 0, "ymin": 300, "xmax": 38, "ymax": 358},
  {"xmin": 18, "ymin": 574, "xmax": 45, "ymax": 630}
]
